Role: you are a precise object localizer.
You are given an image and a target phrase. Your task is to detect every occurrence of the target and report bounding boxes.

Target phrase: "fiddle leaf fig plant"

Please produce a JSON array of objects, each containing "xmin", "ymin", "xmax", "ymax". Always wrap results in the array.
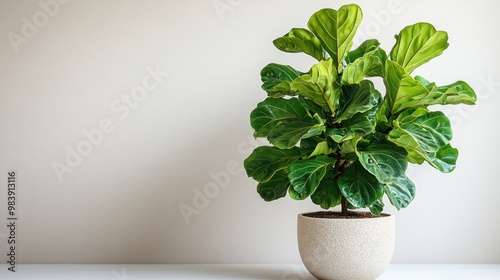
[{"xmin": 244, "ymin": 4, "xmax": 476, "ymax": 215}]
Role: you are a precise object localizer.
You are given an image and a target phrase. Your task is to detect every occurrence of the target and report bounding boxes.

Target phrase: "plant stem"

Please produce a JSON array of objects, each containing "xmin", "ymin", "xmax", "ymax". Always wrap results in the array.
[{"xmin": 341, "ymin": 196, "xmax": 348, "ymax": 216}]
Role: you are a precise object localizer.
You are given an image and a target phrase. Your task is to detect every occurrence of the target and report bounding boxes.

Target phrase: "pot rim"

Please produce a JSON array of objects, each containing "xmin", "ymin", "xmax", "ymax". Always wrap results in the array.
[{"xmin": 298, "ymin": 211, "xmax": 393, "ymax": 220}]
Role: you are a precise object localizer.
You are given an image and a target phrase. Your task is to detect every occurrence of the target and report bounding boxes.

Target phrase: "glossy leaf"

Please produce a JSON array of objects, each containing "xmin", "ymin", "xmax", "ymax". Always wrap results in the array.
[
  {"xmin": 416, "ymin": 76, "xmax": 477, "ymax": 105},
  {"xmin": 390, "ymin": 22, "xmax": 449, "ymax": 73},
  {"xmin": 256, "ymin": 170, "xmax": 291, "ymax": 202},
  {"xmin": 307, "ymin": 4, "xmax": 363, "ymax": 72},
  {"xmin": 356, "ymin": 141, "xmax": 408, "ymax": 184},
  {"xmin": 244, "ymin": 146, "xmax": 301, "ymax": 183},
  {"xmin": 290, "ymin": 59, "xmax": 341, "ymax": 113},
  {"xmin": 341, "ymin": 53, "xmax": 383, "ymax": 85},
  {"xmin": 311, "ymin": 175, "xmax": 342, "ymax": 209},
  {"xmin": 339, "ymin": 161, "xmax": 384, "ymax": 208},
  {"xmin": 250, "ymin": 98, "xmax": 308, "ymax": 138},
  {"xmin": 288, "ymin": 156, "xmax": 336, "ymax": 200},
  {"xmin": 301, "ymin": 137, "xmax": 339, "ymax": 159},
  {"xmin": 429, "ymin": 144, "xmax": 458, "ymax": 173},
  {"xmin": 388, "ymin": 110, "xmax": 455, "ymax": 172},
  {"xmin": 268, "ymin": 117, "xmax": 324, "ymax": 149},
  {"xmin": 384, "ymin": 175, "xmax": 415, "ymax": 210},
  {"xmin": 260, "ymin": 63, "xmax": 303, "ymax": 97},
  {"xmin": 345, "ymin": 39, "xmax": 381, "ymax": 63},
  {"xmin": 383, "ymin": 61, "xmax": 446, "ymax": 115},
  {"xmin": 273, "ymin": 28, "xmax": 325, "ymax": 61},
  {"xmin": 369, "ymin": 199, "xmax": 385, "ymax": 215},
  {"xmin": 298, "ymin": 95, "xmax": 328, "ymax": 119},
  {"xmin": 309, "ymin": 141, "xmax": 332, "ymax": 158},
  {"xmin": 327, "ymin": 113, "xmax": 375, "ymax": 143},
  {"xmin": 337, "ymin": 80, "xmax": 380, "ymax": 122},
  {"xmin": 399, "ymin": 111, "xmax": 452, "ymax": 149}
]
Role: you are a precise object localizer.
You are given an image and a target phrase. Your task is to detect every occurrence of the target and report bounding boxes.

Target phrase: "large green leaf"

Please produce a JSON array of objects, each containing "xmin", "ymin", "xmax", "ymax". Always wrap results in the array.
[
  {"xmin": 383, "ymin": 61, "xmax": 445, "ymax": 115},
  {"xmin": 356, "ymin": 141, "xmax": 408, "ymax": 184},
  {"xmin": 429, "ymin": 144, "xmax": 458, "ymax": 173},
  {"xmin": 260, "ymin": 63, "xmax": 303, "ymax": 97},
  {"xmin": 384, "ymin": 175, "xmax": 415, "ymax": 210},
  {"xmin": 250, "ymin": 98, "xmax": 308, "ymax": 138},
  {"xmin": 307, "ymin": 4, "xmax": 363, "ymax": 72},
  {"xmin": 390, "ymin": 22, "xmax": 449, "ymax": 73},
  {"xmin": 288, "ymin": 156, "xmax": 336, "ymax": 200},
  {"xmin": 290, "ymin": 59, "xmax": 341, "ymax": 113},
  {"xmin": 338, "ymin": 161, "xmax": 383, "ymax": 208},
  {"xmin": 399, "ymin": 111, "xmax": 452, "ymax": 149},
  {"xmin": 243, "ymin": 146, "xmax": 301, "ymax": 183},
  {"xmin": 345, "ymin": 39, "xmax": 381, "ymax": 63},
  {"xmin": 388, "ymin": 110, "xmax": 455, "ymax": 172},
  {"xmin": 256, "ymin": 170, "xmax": 291, "ymax": 202},
  {"xmin": 268, "ymin": 116, "xmax": 324, "ymax": 149},
  {"xmin": 416, "ymin": 76, "xmax": 477, "ymax": 105},
  {"xmin": 273, "ymin": 28, "xmax": 325, "ymax": 61},
  {"xmin": 311, "ymin": 174, "xmax": 342, "ymax": 209},
  {"xmin": 336, "ymin": 80, "xmax": 380, "ymax": 121},
  {"xmin": 341, "ymin": 53, "xmax": 384, "ymax": 85}
]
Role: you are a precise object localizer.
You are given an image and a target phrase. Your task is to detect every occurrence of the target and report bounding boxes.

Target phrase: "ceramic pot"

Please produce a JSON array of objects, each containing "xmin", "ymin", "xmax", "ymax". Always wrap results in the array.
[{"xmin": 297, "ymin": 212, "xmax": 395, "ymax": 280}]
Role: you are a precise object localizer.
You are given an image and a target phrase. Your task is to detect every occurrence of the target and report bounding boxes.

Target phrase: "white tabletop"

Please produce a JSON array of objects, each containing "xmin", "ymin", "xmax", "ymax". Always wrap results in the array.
[{"xmin": 0, "ymin": 264, "xmax": 499, "ymax": 279}]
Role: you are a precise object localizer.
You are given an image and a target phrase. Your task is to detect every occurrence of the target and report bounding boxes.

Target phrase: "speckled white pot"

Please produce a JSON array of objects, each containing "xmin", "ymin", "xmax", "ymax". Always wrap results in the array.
[{"xmin": 297, "ymin": 212, "xmax": 395, "ymax": 280}]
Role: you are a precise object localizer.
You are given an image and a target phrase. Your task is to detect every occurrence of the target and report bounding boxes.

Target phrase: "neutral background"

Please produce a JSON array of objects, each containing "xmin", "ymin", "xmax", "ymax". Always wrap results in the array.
[{"xmin": 0, "ymin": 0, "xmax": 499, "ymax": 264}]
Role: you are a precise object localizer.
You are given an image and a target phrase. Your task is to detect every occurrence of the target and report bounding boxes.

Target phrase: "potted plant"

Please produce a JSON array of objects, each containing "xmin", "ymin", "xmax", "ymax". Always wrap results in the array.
[{"xmin": 243, "ymin": 3, "xmax": 476, "ymax": 280}]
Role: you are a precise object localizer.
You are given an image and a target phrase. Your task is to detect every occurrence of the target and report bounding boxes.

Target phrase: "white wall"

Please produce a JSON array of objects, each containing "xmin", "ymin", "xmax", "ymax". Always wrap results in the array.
[{"xmin": 0, "ymin": 0, "xmax": 499, "ymax": 264}]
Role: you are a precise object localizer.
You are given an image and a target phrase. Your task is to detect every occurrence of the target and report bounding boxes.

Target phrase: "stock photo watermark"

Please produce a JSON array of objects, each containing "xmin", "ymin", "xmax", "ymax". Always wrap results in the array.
[
  {"xmin": 178, "ymin": 136, "xmax": 266, "ymax": 224},
  {"xmin": 443, "ymin": 75, "xmax": 499, "ymax": 130},
  {"xmin": 7, "ymin": 0, "xmax": 71, "ymax": 54},
  {"xmin": 354, "ymin": 0, "xmax": 403, "ymax": 45},
  {"xmin": 51, "ymin": 65, "xmax": 169, "ymax": 182},
  {"xmin": 5, "ymin": 170, "xmax": 18, "ymax": 272},
  {"xmin": 213, "ymin": 0, "xmax": 244, "ymax": 21}
]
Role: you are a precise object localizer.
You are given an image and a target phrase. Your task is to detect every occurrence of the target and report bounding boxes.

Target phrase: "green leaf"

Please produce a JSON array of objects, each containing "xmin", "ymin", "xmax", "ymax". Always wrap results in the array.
[
  {"xmin": 399, "ymin": 111, "xmax": 452, "ymax": 148},
  {"xmin": 300, "ymin": 137, "xmax": 338, "ymax": 159},
  {"xmin": 338, "ymin": 161, "xmax": 384, "ymax": 208},
  {"xmin": 355, "ymin": 141, "xmax": 408, "ymax": 184},
  {"xmin": 260, "ymin": 63, "xmax": 303, "ymax": 97},
  {"xmin": 390, "ymin": 22, "xmax": 449, "ymax": 73},
  {"xmin": 268, "ymin": 117, "xmax": 324, "ymax": 149},
  {"xmin": 302, "ymin": 114, "xmax": 327, "ymax": 139},
  {"xmin": 288, "ymin": 156, "xmax": 336, "ymax": 200},
  {"xmin": 273, "ymin": 28, "xmax": 325, "ymax": 61},
  {"xmin": 345, "ymin": 39, "xmax": 381, "ymax": 63},
  {"xmin": 298, "ymin": 95, "xmax": 329, "ymax": 120},
  {"xmin": 290, "ymin": 59, "xmax": 341, "ymax": 113},
  {"xmin": 416, "ymin": 76, "xmax": 477, "ymax": 105},
  {"xmin": 256, "ymin": 170, "xmax": 291, "ymax": 202},
  {"xmin": 341, "ymin": 53, "xmax": 384, "ymax": 85},
  {"xmin": 429, "ymin": 144, "xmax": 458, "ymax": 173},
  {"xmin": 388, "ymin": 110, "xmax": 455, "ymax": 172},
  {"xmin": 326, "ymin": 113, "xmax": 375, "ymax": 143},
  {"xmin": 337, "ymin": 80, "xmax": 380, "ymax": 122},
  {"xmin": 369, "ymin": 199, "xmax": 385, "ymax": 215},
  {"xmin": 311, "ymin": 174, "xmax": 342, "ymax": 209},
  {"xmin": 384, "ymin": 175, "xmax": 415, "ymax": 210},
  {"xmin": 383, "ymin": 61, "xmax": 445, "ymax": 115},
  {"xmin": 243, "ymin": 146, "xmax": 302, "ymax": 183},
  {"xmin": 307, "ymin": 4, "xmax": 363, "ymax": 72},
  {"xmin": 250, "ymin": 98, "xmax": 308, "ymax": 138},
  {"xmin": 309, "ymin": 141, "xmax": 332, "ymax": 158}
]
